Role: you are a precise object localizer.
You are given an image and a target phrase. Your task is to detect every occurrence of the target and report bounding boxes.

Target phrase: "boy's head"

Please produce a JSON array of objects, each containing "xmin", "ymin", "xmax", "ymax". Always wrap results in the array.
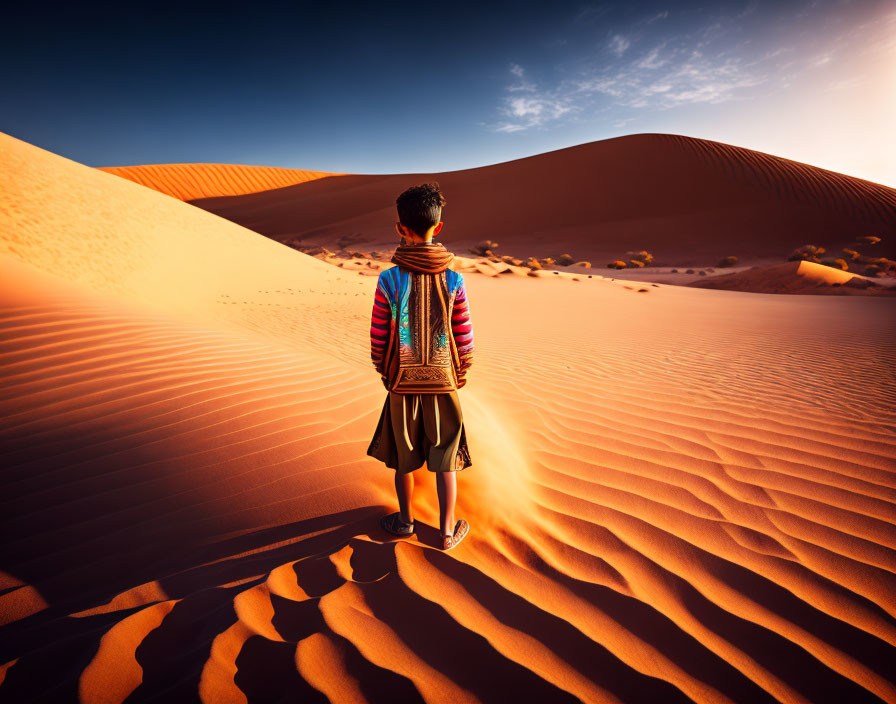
[{"xmin": 395, "ymin": 182, "xmax": 446, "ymax": 244}]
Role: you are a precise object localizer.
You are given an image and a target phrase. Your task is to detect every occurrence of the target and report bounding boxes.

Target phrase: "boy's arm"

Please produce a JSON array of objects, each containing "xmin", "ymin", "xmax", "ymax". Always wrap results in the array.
[
  {"xmin": 451, "ymin": 275, "xmax": 474, "ymax": 387},
  {"xmin": 370, "ymin": 276, "xmax": 391, "ymax": 384}
]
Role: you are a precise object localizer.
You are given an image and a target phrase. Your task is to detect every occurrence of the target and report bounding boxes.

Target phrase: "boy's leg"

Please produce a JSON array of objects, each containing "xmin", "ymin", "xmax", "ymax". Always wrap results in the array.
[
  {"xmin": 395, "ymin": 471, "xmax": 415, "ymax": 524},
  {"xmin": 420, "ymin": 392, "xmax": 466, "ymax": 536},
  {"xmin": 435, "ymin": 470, "xmax": 456, "ymax": 537},
  {"xmin": 388, "ymin": 393, "xmax": 424, "ymax": 528}
]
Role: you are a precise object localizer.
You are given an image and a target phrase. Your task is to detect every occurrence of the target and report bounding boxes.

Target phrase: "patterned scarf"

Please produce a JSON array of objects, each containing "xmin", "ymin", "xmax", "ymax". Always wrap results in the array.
[{"xmin": 390, "ymin": 240, "xmax": 455, "ymax": 273}]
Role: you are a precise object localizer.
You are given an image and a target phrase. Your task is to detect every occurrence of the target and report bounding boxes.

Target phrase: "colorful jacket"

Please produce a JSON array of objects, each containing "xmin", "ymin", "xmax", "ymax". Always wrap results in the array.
[{"xmin": 370, "ymin": 266, "xmax": 473, "ymax": 393}]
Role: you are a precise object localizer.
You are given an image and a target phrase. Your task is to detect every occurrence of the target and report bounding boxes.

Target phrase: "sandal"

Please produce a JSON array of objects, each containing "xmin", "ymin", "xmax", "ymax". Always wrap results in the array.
[
  {"xmin": 441, "ymin": 519, "xmax": 469, "ymax": 551},
  {"xmin": 381, "ymin": 511, "xmax": 415, "ymax": 537}
]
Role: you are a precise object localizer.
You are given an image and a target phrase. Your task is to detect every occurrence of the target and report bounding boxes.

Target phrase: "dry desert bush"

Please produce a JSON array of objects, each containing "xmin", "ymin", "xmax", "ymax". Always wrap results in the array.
[
  {"xmin": 629, "ymin": 250, "xmax": 654, "ymax": 265},
  {"xmin": 820, "ymin": 258, "xmax": 849, "ymax": 270},
  {"xmin": 788, "ymin": 244, "xmax": 826, "ymax": 262},
  {"xmin": 469, "ymin": 239, "xmax": 500, "ymax": 256}
]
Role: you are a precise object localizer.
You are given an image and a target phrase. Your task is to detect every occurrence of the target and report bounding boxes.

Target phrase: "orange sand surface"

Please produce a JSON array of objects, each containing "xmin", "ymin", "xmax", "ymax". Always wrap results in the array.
[
  {"xmin": 104, "ymin": 133, "xmax": 896, "ymax": 267},
  {"xmin": 97, "ymin": 163, "xmax": 343, "ymax": 201},
  {"xmin": 3, "ymin": 131, "xmax": 896, "ymax": 703},
  {"xmin": 687, "ymin": 260, "xmax": 896, "ymax": 296}
]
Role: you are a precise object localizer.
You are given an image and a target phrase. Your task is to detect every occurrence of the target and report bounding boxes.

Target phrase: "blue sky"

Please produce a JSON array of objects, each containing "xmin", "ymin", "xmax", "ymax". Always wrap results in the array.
[{"xmin": 2, "ymin": 0, "xmax": 893, "ymax": 185}]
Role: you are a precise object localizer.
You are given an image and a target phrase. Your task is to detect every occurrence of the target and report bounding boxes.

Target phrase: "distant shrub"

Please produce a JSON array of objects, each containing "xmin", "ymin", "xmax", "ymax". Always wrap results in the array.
[
  {"xmin": 469, "ymin": 239, "xmax": 499, "ymax": 256},
  {"xmin": 863, "ymin": 265, "xmax": 881, "ymax": 276},
  {"xmin": 629, "ymin": 250, "xmax": 654, "ymax": 265},
  {"xmin": 841, "ymin": 248, "xmax": 860, "ymax": 261},
  {"xmin": 608, "ymin": 260, "xmax": 627, "ymax": 269},
  {"xmin": 525, "ymin": 257, "xmax": 542, "ymax": 270},
  {"xmin": 788, "ymin": 245, "xmax": 824, "ymax": 262},
  {"xmin": 857, "ymin": 236, "xmax": 881, "ymax": 245},
  {"xmin": 670, "ymin": 268, "xmax": 678, "ymax": 273},
  {"xmin": 350, "ymin": 250, "xmax": 367, "ymax": 258},
  {"xmin": 629, "ymin": 259, "xmax": 646, "ymax": 268},
  {"xmin": 574, "ymin": 261, "xmax": 591, "ymax": 268},
  {"xmin": 541, "ymin": 257, "xmax": 556, "ymax": 266},
  {"xmin": 303, "ymin": 246, "xmax": 334, "ymax": 257},
  {"xmin": 556, "ymin": 253, "xmax": 574, "ymax": 266},
  {"xmin": 718, "ymin": 256, "xmax": 738, "ymax": 267},
  {"xmin": 820, "ymin": 258, "xmax": 849, "ymax": 270},
  {"xmin": 685, "ymin": 268, "xmax": 695, "ymax": 274},
  {"xmin": 637, "ymin": 288, "xmax": 649, "ymax": 292},
  {"xmin": 698, "ymin": 270, "xmax": 707, "ymax": 275}
]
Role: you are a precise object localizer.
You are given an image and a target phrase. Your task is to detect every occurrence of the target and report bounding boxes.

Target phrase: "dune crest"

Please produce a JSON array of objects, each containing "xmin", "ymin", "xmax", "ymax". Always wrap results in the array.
[
  {"xmin": 98, "ymin": 163, "xmax": 344, "ymax": 201},
  {"xmin": 2, "ymin": 131, "xmax": 895, "ymax": 703},
  {"xmin": 690, "ymin": 260, "xmax": 896, "ymax": 295}
]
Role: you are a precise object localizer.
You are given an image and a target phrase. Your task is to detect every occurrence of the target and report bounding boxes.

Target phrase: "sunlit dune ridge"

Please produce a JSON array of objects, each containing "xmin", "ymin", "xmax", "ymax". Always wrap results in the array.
[
  {"xmin": 98, "ymin": 163, "xmax": 344, "ymax": 201},
  {"xmin": 1, "ymin": 131, "xmax": 895, "ymax": 703}
]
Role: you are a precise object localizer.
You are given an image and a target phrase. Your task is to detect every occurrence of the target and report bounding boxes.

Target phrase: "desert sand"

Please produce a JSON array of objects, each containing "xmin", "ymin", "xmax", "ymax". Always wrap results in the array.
[
  {"xmin": 687, "ymin": 260, "xmax": 896, "ymax": 295},
  {"xmin": 103, "ymin": 133, "xmax": 896, "ymax": 268},
  {"xmin": 1, "ymin": 131, "xmax": 895, "ymax": 703}
]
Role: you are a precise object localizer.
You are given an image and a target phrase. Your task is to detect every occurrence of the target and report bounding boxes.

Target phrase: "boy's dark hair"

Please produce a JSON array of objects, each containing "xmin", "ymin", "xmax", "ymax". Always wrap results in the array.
[{"xmin": 396, "ymin": 182, "xmax": 446, "ymax": 237}]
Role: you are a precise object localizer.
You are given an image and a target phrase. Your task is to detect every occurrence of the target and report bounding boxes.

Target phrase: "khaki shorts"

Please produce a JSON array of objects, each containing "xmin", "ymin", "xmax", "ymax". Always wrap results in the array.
[{"xmin": 367, "ymin": 391, "xmax": 472, "ymax": 474}]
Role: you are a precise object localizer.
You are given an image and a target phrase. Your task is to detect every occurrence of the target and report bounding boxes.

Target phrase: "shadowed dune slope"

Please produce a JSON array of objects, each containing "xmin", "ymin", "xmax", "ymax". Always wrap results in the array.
[
  {"xmin": 115, "ymin": 132, "xmax": 896, "ymax": 266},
  {"xmin": 3, "ymin": 131, "xmax": 896, "ymax": 703},
  {"xmin": 97, "ymin": 163, "xmax": 344, "ymax": 201}
]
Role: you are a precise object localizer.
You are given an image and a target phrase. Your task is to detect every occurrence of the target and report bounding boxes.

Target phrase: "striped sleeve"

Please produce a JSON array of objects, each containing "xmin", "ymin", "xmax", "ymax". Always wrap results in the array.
[
  {"xmin": 370, "ymin": 275, "xmax": 391, "ymax": 377},
  {"xmin": 451, "ymin": 275, "xmax": 474, "ymax": 385}
]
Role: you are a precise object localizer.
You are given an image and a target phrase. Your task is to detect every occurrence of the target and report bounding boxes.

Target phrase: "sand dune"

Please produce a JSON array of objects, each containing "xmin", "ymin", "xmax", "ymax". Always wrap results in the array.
[
  {"xmin": 2, "ymin": 131, "xmax": 896, "ymax": 703},
  {"xmin": 101, "ymin": 133, "xmax": 896, "ymax": 268},
  {"xmin": 688, "ymin": 260, "xmax": 896, "ymax": 295},
  {"xmin": 97, "ymin": 163, "xmax": 343, "ymax": 201}
]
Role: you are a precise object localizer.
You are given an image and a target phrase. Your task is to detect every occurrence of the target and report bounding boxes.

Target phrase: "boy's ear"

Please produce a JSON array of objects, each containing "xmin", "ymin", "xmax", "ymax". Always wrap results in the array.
[{"xmin": 433, "ymin": 221, "xmax": 444, "ymax": 237}]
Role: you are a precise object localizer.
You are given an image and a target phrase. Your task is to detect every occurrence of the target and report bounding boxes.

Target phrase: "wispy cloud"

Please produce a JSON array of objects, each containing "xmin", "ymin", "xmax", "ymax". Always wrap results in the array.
[
  {"xmin": 576, "ymin": 50, "xmax": 767, "ymax": 108},
  {"xmin": 494, "ymin": 88, "xmax": 576, "ymax": 132},
  {"xmin": 507, "ymin": 63, "xmax": 537, "ymax": 92},
  {"xmin": 636, "ymin": 45, "xmax": 667, "ymax": 69},
  {"xmin": 494, "ymin": 64, "xmax": 578, "ymax": 131},
  {"xmin": 607, "ymin": 34, "xmax": 631, "ymax": 56},
  {"xmin": 487, "ymin": 2, "xmax": 862, "ymax": 134}
]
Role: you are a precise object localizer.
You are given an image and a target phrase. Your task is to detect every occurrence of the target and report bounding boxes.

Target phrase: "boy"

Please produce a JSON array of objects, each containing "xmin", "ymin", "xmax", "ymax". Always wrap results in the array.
[{"xmin": 366, "ymin": 182, "xmax": 473, "ymax": 551}]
